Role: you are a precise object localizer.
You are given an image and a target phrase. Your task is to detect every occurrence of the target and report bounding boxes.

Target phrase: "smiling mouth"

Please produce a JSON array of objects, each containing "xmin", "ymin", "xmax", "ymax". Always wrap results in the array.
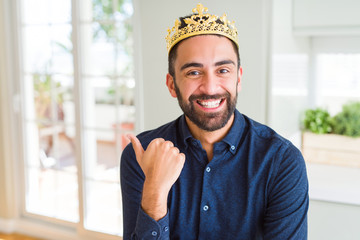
[{"xmin": 196, "ymin": 99, "xmax": 224, "ymax": 109}]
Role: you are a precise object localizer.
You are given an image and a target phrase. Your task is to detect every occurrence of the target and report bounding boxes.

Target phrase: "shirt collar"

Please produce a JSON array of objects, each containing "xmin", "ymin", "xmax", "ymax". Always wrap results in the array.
[
  {"xmin": 178, "ymin": 109, "xmax": 246, "ymax": 153},
  {"xmin": 221, "ymin": 109, "xmax": 245, "ymax": 154},
  {"xmin": 178, "ymin": 115, "xmax": 194, "ymax": 148}
]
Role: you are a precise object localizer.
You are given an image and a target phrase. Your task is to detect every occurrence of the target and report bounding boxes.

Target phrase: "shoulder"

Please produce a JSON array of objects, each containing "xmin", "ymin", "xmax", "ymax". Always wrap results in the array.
[
  {"xmin": 241, "ymin": 115, "xmax": 307, "ymax": 192},
  {"xmin": 241, "ymin": 114, "xmax": 305, "ymax": 172},
  {"xmin": 243, "ymin": 114, "xmax": 295, "ymax": 151}
]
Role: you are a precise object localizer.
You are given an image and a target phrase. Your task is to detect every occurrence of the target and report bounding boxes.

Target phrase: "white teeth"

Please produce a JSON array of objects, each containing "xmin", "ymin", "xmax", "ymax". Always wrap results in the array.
[{"xmin": 198, "ymin": 100, "xmax": 221, "ymax": 108}]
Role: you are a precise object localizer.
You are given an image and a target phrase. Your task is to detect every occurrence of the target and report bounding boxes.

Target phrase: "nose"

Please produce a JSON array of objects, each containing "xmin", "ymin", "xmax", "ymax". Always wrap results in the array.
[{"xmin": 199, "ymin": 73, "xmax": 218, "ymax": 95}]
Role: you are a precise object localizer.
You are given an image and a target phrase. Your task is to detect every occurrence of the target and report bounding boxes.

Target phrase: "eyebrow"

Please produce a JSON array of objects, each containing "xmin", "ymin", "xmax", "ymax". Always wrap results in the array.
[
  {"xmin": 180, "ymin": 62, "xmax": 203, "ymax": 71},
  {"xmin": 215, "ymin": 60, "xmax": 236, "ymax": 67},
  {"xmin": 180, "ymin": 60, "xmax": 236, "ymax": 71}
]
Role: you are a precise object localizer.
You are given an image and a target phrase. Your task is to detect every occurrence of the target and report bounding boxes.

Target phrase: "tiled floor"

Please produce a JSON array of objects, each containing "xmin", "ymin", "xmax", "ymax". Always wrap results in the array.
[{"xmin": 0, "ymin": 233, "xmax": 43, "ymax": 240}]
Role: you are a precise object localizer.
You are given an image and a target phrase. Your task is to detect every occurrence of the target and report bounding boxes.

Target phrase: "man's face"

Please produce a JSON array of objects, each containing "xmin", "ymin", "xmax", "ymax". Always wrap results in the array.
[{"xmin": 166, "ymin": 35, "xmax": 242, "ymax": 132}]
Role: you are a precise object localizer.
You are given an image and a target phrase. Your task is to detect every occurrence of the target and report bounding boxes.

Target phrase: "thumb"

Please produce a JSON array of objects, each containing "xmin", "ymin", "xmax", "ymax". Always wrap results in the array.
[{"xmin": 127, "ymin": 134, "xmax": 144, "ymax": 163}]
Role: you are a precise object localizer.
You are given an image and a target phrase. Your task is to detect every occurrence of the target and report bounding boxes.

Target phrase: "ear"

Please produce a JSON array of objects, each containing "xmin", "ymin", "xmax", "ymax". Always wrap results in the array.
[
  {"xmin": 166, "ymin": 73, "xmax": 177, "ymax": 98},
  {"xmin": 237, "ymin": 66, "xmax": 243, "ymax": 92}
]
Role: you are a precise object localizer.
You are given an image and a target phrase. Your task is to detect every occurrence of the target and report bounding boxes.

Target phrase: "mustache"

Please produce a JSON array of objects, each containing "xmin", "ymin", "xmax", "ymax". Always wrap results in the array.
[{"xmin": 188, "ymin": 92, "xmax": 230, "ymax": 102}]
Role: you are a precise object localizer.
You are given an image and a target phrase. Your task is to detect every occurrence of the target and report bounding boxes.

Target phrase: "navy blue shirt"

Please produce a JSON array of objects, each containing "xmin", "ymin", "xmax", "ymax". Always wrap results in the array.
[{"xmin": 121, "ymin": 110, "xmax": 308, "ymax": 239}]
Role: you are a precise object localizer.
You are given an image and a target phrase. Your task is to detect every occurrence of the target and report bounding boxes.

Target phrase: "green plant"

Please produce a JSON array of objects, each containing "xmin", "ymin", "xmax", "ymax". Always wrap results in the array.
[
  {"xmin": 332, "ymin": 102, "xmax": 360, "ymax": 137},
  {"xmin": 302, "ymin": 108, "xmax": 333, "ymax": 134}
]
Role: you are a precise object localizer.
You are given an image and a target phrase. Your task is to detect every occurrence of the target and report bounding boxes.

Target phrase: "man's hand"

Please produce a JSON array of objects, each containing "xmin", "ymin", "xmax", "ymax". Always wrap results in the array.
[{"xmin": 127, "ymin": 134, "xmax": 186, "ymax": 221}]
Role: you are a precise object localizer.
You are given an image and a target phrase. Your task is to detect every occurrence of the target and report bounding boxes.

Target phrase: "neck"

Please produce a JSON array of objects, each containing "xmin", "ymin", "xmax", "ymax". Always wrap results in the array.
[{"xmin": 185, "ymin": 114, "xmax": 235, "ymax": 161}]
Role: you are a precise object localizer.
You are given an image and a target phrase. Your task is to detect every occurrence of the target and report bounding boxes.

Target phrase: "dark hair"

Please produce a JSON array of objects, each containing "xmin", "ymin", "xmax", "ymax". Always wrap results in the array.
[{"xmin": 168, "ymin": 14, "xmax": 241, "ymax": 79}]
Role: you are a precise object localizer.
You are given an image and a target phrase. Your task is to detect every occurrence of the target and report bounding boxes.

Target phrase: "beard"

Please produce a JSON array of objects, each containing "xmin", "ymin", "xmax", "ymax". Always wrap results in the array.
[{"xmin": 174, "ymin": 82, "xmax": 238, "ymax": 132}]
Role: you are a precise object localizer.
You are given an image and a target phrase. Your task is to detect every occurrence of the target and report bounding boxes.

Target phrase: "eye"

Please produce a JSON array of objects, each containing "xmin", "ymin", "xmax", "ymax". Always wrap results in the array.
[
  {"xmin": 219, "ymin": 68, "xmax": 230, "ymax": 74},
  {"xmin": 186, "ymin": 70, "xmax": 201, "ymax": 77}
]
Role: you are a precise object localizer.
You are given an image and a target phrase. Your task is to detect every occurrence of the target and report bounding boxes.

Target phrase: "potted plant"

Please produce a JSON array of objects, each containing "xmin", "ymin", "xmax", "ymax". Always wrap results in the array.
[{"xmin": 301, "ymin": 102, "xmax": 360, "ymax": 168}]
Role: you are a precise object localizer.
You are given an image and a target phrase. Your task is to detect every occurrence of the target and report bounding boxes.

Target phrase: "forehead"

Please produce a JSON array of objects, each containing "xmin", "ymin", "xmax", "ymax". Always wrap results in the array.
[{"xmin": 174, "ymin": 35, "xmax": 237, "ymax": 66}]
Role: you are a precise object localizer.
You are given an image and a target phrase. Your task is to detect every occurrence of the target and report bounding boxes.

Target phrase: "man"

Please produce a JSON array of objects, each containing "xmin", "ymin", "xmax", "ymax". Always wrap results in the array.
[{"xmin": 121, "ymin": 3, "xmax": 308, "ymax": 239}]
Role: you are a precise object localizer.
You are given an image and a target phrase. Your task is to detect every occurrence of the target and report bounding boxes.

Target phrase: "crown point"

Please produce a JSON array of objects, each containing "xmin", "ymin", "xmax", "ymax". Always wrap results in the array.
[
  {"xmin": 175, "ymin": 19, "xmax": 181, "ymax": 29},
  {"xmin": 193, "ymin": 3, "xmax": 208, "ymax": 16},
  {"xmin": 220, "ymin": 14, "xmax": 228, "ymax": 24}
]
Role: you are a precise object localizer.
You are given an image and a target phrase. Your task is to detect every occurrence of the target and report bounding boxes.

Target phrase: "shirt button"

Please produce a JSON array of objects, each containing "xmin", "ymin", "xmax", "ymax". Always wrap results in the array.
[
  {"xmin": 151, "ymin": 231, "xmax": 158, "ymax": 236},
  {"xmin": 206, "ymin": 167, "xmax": 211, "ymax": 172},
  {"xmin": 230, "ymin": 145, "xmax": 235, "ymax": 151},
  {"xmin": 164, "ymin": 226, "xmax": 169, "ymax": 232},
  {"xmin": 203, "ymin": 205, "xmax": 209, "ymax": 211}
]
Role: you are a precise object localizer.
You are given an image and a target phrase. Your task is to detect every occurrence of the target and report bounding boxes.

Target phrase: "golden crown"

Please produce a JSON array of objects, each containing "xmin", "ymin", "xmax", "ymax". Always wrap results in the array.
[{"xmin": 166, "ymin": 3, "xmax": 239, "ymax": 53}]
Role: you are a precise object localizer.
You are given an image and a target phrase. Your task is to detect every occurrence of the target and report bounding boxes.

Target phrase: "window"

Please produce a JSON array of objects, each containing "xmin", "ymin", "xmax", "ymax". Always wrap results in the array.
[
  {"xmin": 316, "ymin": 53, "xmax": 360, "ymax": 114},
  {"xmin": 20, "ymin": 0, "xmax": 134, "ymax": 237},
  {"xmin": 270, "ymin": 36, "xmax": 360, "ymax": 205}
]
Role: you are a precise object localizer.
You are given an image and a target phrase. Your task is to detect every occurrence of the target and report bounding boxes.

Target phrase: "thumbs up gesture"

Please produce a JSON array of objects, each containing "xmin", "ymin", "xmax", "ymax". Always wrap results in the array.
[{"xmin": 127, "ymin": 134, "xmax": 186, "ymax": 220}]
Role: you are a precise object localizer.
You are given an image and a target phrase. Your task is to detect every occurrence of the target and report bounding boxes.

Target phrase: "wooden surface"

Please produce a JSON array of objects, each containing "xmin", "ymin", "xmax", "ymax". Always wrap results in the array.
[
  {"xmin": 302, "ymin": 132, "xmax": 360, "ymax": 168},
  {"xmin": 0, "ymin": 233, "xmax": 43, "ymax": 240}
]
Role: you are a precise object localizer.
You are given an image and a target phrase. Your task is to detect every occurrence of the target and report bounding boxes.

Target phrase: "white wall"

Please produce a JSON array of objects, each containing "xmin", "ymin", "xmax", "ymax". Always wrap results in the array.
[{"xmin": 135, "ymin": 0, "xmax": 272, "ymax": 131}]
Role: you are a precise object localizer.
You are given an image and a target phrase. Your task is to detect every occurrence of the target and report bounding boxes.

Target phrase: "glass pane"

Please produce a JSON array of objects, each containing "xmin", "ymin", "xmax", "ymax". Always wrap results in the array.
[
  {"xmin": 49, "ymin": 0, "xmax": 72, "ymax": 24},
  {"xmin": 22, "ymin": 0, "xmax": 50, "ymax": 25},
  {"xmin": 51, "ymin": 24, "xmax": 73, "ymax": 74},
  {"xmin": 26, "ymin": 167, "xmax": 79, "ymax": 222},
  {"xmin": 83, "ymin": 129, "xmax": 120, "ymax": 180},
  {"xmin": 27, "ymin": 73, "xmax": 72, "ymax": 123},
  {"xmin": 81, "ymin": 0, "xmax": 133, "ymax": 22},
  {"xmin": 80, "ymin": 23, "xmax": 117, "ymax": 76},
  {"xmin": 25, "ymin": 121, "xmax": 78, "ymax": 222},
  {"xmin": 114, "ymin": 0, "xmax": 133, "ymax": 18},
  {"xmin": 53, "ymin": 74, "xmax": 75, "ymax": 124},
  {"xmin": 83, "ymin": 129, "xmax": 122, "ymax": 234},
  {"xmin": 38, "ymin": 124, "xmax": 76, "ymax": 170},
  {"xmin": 317, "ymin": 54, "xmax": 360, "ymax": 114},
  {"xmin": 318, "ymin": 54, "xmax": 360, "ymax": 93},
  {"xmin": 33, "ymin": 73, "xmax": 55, "ymax": 123},
  {"xmin": 22, "ymin": 0, "xmax": 71, "ymax": 24},
  {"xmin": 24, "ymin": 122, "xmax": 76, "ymax": 170},
  {"xmin": 84, "ymin": 180, "xmax": 122, "ymax": 235},
  {"xmin": 116, "ymin": 77, "xmax": 135, "ymax": 107},
  {"xmin": 25, "ymin": 122, "xmax": 41, "ymax": 167},
  {"xmin": 23, "ymin": 25, "xmax": 52, "ymax": 73},
  {"xmin": 83, "ymin": 77, "xmax": 117, "ymax": 129},
  {"xmin": 113, "ymin": 122, "xmax": 133, "ymax": 150},
  {"xmin": 91, "ymin": 0, "xmax": 116, "ymax": 20},
  {"xmin": 116, "ymin": 37, "xmax": 133, "ymax": 77}
]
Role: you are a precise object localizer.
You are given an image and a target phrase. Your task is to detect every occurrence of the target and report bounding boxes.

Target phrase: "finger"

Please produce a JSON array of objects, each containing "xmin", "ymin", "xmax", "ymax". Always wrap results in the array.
[
  {"xmin": 127, "ymin": 134, "xmax": 144, "ymax": 162},
  {"xmin": 172, "ymin": 147, "xmax": 180, "ymax": 154},
  {"xmin": 179, "ymin": 153, "xmax": 186, "ymax": 162},
  {"xmin": 166, "ymin": 141, "xmax": 174, "ymax": 148},
  {"xmin": 149, "ymin": 138, "xmax": 165, "ymax": 147}
]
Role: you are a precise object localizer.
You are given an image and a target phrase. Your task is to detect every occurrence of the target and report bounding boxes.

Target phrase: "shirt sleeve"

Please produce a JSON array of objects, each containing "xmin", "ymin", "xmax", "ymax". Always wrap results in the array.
[
  {"xmin": 120, "ymin": 143, "xmax": 171, "ymax": 240},
  {"xmin": 263, "ymin": 143, "xmax": 309, "ymax": 240}
]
